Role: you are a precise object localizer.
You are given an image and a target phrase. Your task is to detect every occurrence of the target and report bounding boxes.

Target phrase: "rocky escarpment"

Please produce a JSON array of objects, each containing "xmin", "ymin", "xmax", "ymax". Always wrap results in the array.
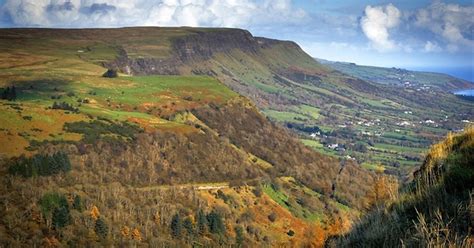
[
  {"xmin": 105, "ymin": 29, "xmax": 302, "ymax": 75},
  {"xmin": 172, "ymin": 29, "xmax": 259, "ymax": 62},
  {"xmin": 108, "ymin": 48, "xmax": 182, "ymax": 75}
]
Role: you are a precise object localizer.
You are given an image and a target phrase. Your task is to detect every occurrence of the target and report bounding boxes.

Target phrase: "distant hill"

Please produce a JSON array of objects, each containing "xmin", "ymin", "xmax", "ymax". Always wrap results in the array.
[{"xmin": 317, "ymin": 58, "xmax": 474, "ymax": 92}]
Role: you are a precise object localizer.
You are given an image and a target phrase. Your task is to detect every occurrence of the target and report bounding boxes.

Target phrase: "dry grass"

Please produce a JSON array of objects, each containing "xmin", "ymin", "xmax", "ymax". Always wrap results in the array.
[{"xmin": 336, "ymin": 126, "xmax": 473, "ymax": 247}]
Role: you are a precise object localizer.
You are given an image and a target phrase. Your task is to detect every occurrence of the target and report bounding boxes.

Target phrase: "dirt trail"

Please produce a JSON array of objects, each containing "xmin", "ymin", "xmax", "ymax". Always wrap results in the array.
[{"xmin": 134, "ymin": 182, "xmax": 229, "ymax": 192}]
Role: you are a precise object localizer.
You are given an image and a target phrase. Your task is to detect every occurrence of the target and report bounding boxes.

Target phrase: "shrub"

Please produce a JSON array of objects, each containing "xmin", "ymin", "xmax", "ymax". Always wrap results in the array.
[
  {"xmin": 252, "ymin": 185, "xmax": 263, "ymax": 197},
  {"xmin": 103, "ymin": 69, "xmax": 118, "ymax": 78},
  {"xmin": 52, "ymin": 101, "xmax": 79, "ymax": 113},
  {"xmin": 64, "ymin": 120, "xmax": 142, "ymax": 144},
  {"xmin": 216, "ymin": 190, "xmax": 230, "ymax": 203},
  {"xmin": 268, "ymin": 212, "xmax": 277, "ymax": 222}
]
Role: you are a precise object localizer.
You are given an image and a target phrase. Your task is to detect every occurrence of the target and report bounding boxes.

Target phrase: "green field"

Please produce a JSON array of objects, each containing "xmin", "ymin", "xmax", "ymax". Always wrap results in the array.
[
  {"xmin": 263, "ymin": 109, "xmax": 309, "ymax": 123},
  {"xmin": 300, "ymin": 139, "xmax": 323, "ymax": 149},
  {"xmin": 0, "ymin": 73, "xmax": 238, "ymax": 156}
]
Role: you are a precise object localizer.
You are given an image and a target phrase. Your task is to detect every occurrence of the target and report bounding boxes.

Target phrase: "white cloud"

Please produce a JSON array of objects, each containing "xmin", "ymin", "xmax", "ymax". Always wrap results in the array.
[
  {"xmin": 423, "ymin": 41, "xmax": 442, "ymax": 53},
  {"xmin": 415, "ymin": 1, "xmax": 474, "ymax": 52},
  {"xmin": 360, "ymin": 3, "xmax": 401, "ymax": 52},
  {"xmin": 1, "ymin": 0, "xmax": 307, "ymax": 28}
]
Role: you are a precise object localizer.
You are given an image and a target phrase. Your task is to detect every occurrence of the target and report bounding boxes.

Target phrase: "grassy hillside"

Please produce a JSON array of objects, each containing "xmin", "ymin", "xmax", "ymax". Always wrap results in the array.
[
  {"xmin": 0, "ymin": 28, "xmax": 381, "ymax": 247},
  {"xmin": 334, "ymin": 126, "xmax": 474, "ymax": 247},
  {"xmin": 205, "ymin": 38, "xmax": 474, "ymax": 177}
]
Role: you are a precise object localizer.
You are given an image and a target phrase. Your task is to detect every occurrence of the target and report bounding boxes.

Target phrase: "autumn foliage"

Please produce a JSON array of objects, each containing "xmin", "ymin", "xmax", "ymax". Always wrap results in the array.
[{"xmin": 90, "ymin": 205, "xmax": 100, "ymax": 220}]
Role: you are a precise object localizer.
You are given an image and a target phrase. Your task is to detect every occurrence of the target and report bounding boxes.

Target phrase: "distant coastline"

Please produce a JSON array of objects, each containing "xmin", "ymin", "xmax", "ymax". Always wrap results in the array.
[
  {"xmin": 454, "ymin": 89, "xmax": 474, "ymax": 96},
  {"xmin": 406, "ymin": 66, "xmax": 473, "ymax": 83}
]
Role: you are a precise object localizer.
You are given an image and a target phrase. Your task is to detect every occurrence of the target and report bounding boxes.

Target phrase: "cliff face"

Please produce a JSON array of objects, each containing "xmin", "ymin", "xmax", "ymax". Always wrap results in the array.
[
  {"xmin": 172, "ymin": 29, "xmax": 259, "ymax": 62},
  {"xmin": 105, "ymin": 28, "xmax": 304, "ymax": 75}
]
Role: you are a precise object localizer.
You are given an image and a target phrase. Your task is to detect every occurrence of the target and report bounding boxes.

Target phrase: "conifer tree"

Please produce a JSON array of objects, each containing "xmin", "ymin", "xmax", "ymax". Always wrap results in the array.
[
  {"xmin": 196, "ymin": 209, "xmax": 208, "ymax": 235},
  {"xmin": 170, "ymin": 213, "xmax": 182, "ymax": 238},
  {"xmin": 207, "ymin": 210, "xmax": 225, "ymax": 234},
  {"xmin": 235, "ymin": 225, "xmax": 244, "ymax": 247},
  {"xmin": 95, "ymin": 218, "xmax": 108, "ymax": 239},
  {"xmin": 183, "ymin": 217, "xmax": 194, "ymax": 236},
  {"xmin": 11, "ymin": 86, "xmax": 16, "ymax": 101},
  {"xmin": 72, "ymin": 195, "xmax": 83, "ymax": 211},
  {"xmin": 1, "ymin": 87, "xmax": 8, "ymax": 100},
  {"xmin": 52, "ymin": 206, "xmax": 70, "ymax": 229}
]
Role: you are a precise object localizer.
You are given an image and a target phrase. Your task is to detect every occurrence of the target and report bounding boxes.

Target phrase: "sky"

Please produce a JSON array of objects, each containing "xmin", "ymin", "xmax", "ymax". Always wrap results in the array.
[{"xmin": 0, "ymin": 0, "xmax": 473, "ymax": 78}]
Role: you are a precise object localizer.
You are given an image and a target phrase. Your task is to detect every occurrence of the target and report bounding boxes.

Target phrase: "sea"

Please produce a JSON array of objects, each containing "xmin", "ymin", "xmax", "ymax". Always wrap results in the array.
[
  {"xmin": 454, "ymin": 89, "xmax": 474, "ymax": 96},
  {"xmin": 406, "ymin": 66, "xmax": 474, "ymax": 83}
]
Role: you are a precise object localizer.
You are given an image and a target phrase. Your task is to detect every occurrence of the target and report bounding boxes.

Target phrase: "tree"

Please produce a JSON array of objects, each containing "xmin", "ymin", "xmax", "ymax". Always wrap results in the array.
[
  {"xmin": 170, "ymin": 213, "xmax": 182, "ymax": 238},
  {"xmin": 72, "ymin": 195, "xmax": 83, "ymax": 211},
  {"xmin": 196, "ymin": 209, "xmax": 207, "ymax": 235},
  {"xmin": 131, "ymin": 228, "xmax": 142, "ymax": 241},
  {"xmin": 207, "ymin": 210, "xmax": 225, "ymax": 234},
  {"xmin": 1, "ymin": 86, "xmax": 17, "ymax": 101},
  {"xmin": 1, "ymin": 87, "xmax": 8, "ymax": 100},
  {"xmin": 8, "ymin": 152, "xmax": 71, "ymax": 178},
  {"xmin": 183, "ymin": 217, "xmax": 194, "ymax": 236},
  {"xmin": 52, "ymin": 206, "xmax": 70, "ymax": 229},
  {"xmin": 90, "ymin": 205, "xmax": 100, "ymax": 220},
  {"xmin": 235, "ymin": 225, "xmax": 244, "ymax": 247},
  {"xmin": 95, "ymin": 218, "xmax": 108, "ymax": 239},
  {"xmin": 38, "ymin": 192, "xmax": 68, "ymax": 219},
  {"xmin": 353, "ymin": 142, "xmax": 367, "ymax": 153},
  {"xmin": 55, "ymin": 151, "xmax": 71, "ymax": 173},
  {"xmin": 10, "ymin": 86, "xmax": 16, "ymax": 101},
  {"xmin": 121, "ymin": 226, "xmax": 130, "ymax": 238}
]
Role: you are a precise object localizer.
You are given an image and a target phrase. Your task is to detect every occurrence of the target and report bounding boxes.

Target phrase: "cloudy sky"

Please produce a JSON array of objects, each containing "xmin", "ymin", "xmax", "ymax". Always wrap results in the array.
[{"xmin": 0, "ymin": 0, "xmax": 473, "ymax": 74}]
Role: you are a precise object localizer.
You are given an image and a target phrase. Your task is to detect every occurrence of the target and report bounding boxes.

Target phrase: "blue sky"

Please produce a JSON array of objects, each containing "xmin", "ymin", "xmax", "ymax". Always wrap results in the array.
[{"xmin": 0, "ymin": 0, "xmax": 473, "ymax": 74}]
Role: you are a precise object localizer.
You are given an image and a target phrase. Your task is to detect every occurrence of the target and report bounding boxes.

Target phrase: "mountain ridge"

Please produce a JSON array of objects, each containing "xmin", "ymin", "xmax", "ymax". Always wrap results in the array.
[{"xmin": 317, "ymin": 58, "xmax": 474, "ymax": 91}]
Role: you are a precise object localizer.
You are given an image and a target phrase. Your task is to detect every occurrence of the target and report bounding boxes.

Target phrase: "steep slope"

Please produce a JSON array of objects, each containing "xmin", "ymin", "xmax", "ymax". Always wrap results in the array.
[
  {"xmin": 81, "ymin": 27, "xmax": 473, "ymax": 175},
  {"xmin": 317, "ymin": 59, "xmax": 474, "ymax": 92},
  {"xmin": 334, "ymin": 126, "xmax": 474, "ymax": 247},
  {"xmin": 0, "ymin": 28, "xmax": 377, "ymax": 247}
]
